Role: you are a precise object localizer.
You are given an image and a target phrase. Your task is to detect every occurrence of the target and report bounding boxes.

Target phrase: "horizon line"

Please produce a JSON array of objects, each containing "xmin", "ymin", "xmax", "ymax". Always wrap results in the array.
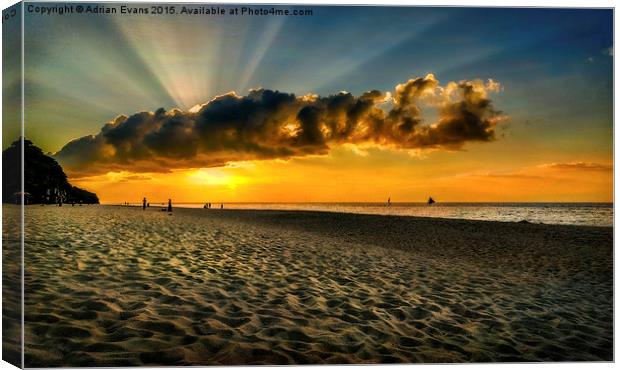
[{"xmin": 100, "ymin": 201, "xmax": 614, "ymax": 204}]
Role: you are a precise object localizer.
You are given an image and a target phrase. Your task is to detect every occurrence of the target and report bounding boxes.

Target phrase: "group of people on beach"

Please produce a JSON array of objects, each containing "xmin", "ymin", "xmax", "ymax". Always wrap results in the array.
[
  {"xmin": 132, "ymin": 198, "xmax": 172, "ymax": 212},
  {"xmin": 121, "ymin": 197, "xmax": 223, "ymax": 212}
]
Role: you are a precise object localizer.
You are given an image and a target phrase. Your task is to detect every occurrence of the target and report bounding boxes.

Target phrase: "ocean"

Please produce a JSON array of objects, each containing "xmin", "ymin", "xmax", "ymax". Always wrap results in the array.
[{"xmin": 129, "ymin": 202, "xmax": 613, "ymax": 227}]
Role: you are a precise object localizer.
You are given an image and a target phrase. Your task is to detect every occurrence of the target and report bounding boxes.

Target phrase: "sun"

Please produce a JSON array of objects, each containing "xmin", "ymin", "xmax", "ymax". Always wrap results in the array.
[{"xmin": 186, "ymin": 168, "xmax": 247, "ymax": 190}]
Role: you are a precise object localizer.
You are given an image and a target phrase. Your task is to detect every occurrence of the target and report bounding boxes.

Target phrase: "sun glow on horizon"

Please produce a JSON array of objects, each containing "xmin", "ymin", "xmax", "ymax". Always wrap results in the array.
[
  {"xmin": 69, "ymin": 144, "xmax": 613, "ymax": 205},
  {"xmin": 186, "ymin": 168, "xmax": 249, "ymax": 190}
]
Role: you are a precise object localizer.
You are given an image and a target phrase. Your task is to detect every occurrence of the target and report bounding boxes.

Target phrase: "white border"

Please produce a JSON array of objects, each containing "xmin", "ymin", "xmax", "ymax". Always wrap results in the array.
[{"xmin": 0, "ymin": 1, "xmax": 616, "ymax": 370}]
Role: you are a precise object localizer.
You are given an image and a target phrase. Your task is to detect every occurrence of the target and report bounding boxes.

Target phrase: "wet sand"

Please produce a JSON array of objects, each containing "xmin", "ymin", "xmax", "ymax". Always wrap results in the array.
[{"xmin": 16, "ymin": 205, "xmax": 612, "ymax": 365}]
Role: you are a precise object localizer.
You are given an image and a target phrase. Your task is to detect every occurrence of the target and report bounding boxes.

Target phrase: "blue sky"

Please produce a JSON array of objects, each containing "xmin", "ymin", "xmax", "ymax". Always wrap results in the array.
[{"xmin": 20, "ymin": 5, "xmax": 612, "ymax": 154}]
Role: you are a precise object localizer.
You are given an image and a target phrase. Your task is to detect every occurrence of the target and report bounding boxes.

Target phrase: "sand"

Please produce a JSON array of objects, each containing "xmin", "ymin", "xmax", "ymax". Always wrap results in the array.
[
  {"xmin": 11, "ymin": 205, "xmax": 612, "ymax": 365},
  {"xmin": 3, "ymin": 205, "xmax": 22, "ymax": 367}
]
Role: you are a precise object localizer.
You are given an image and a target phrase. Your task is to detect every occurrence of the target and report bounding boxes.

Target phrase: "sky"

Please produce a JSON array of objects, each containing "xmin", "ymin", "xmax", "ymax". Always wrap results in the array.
[
  {"xmin": 15, "ymin": 5, "xmax": 613, "ymax": 203},
  {"xmin": 2, "ymin": 2, "xmax": 21, "ymax": 147}
]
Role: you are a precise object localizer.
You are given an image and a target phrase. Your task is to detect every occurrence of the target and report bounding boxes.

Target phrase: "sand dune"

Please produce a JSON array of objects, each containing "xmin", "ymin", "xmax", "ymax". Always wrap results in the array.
[{"xmin": 13, "ymin": 205, "xmax": 612, "ymax": 365}]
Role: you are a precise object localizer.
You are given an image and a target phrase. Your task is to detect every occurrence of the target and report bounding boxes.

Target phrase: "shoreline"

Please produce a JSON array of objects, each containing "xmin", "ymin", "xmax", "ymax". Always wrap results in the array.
[{"xmin": 98, "ymin": 203, "xmax": 613, "ymax": 228}]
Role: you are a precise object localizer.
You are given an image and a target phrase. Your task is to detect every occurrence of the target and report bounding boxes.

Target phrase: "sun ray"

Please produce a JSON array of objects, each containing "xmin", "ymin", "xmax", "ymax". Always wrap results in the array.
[{"xmin": 237, "ymin": 17, "xmax": 286, "ymax": 93}]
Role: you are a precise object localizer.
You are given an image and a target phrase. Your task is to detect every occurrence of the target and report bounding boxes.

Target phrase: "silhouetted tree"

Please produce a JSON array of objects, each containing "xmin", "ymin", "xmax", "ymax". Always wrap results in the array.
[{"xmin": 2, "ymin": 139, "xmax": 99, "ymax": 204}]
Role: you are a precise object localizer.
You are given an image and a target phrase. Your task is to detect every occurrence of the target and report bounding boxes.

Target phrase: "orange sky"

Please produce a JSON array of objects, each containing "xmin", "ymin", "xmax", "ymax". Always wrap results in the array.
[{"xmin": 71, "ymin": 145, "xmax": 613, "ymax": 204}]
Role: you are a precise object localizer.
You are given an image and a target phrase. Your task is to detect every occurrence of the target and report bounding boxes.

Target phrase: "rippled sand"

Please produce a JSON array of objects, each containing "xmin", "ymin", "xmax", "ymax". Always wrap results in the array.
[
  {"xmin": 3, "ymin": 205, "xmax": 22, "ymax": 367},
  {"xmin": 17, "ymin": 205, "xmax": 612, "ymax": 366}
]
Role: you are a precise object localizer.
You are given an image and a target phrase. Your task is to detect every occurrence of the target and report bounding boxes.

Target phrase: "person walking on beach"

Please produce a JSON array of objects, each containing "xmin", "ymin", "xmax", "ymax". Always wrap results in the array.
[
  {"xmin": 220, "ymin": 204, "xmax": 224, "ymax": 209},
  {"xmin": 142, "ymin": 197, "xmax": 147, "ymax": 211},
  {"xmin": 167, "ymin": 199, "xmax": 173, "ymax": 213}
]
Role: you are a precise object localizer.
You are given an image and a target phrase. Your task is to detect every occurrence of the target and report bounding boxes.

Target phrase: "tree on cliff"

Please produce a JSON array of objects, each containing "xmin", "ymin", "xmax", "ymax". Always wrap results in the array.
[{"xmin": 2, "ymin": 139, "xmax": 99, "ymax": 204}]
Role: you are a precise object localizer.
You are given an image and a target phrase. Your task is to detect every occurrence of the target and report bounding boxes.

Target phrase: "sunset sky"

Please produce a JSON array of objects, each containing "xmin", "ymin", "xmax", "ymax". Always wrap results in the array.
[{"xmin": 14, "ymin": 5, "xmax": 613, "ymax": 203}]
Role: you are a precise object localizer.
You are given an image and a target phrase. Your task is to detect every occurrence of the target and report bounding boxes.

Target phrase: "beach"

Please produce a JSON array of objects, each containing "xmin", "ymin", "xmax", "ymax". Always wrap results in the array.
[{"xmin": 16, "ymin": 205, "xmax": 612, "ymax": 365}]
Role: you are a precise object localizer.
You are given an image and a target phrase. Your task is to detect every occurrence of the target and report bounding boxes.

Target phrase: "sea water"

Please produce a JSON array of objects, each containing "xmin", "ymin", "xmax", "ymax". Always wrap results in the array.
[{"xmin": 162, "ymin": 202, "xmax": 613, "ymax": 227}]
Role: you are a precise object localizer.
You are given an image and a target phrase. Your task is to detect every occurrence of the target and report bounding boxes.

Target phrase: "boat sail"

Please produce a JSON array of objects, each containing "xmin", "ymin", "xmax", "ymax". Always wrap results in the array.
[{"xmin": 427, "ymin": 196, "xmax": 436, "ymax": 205}]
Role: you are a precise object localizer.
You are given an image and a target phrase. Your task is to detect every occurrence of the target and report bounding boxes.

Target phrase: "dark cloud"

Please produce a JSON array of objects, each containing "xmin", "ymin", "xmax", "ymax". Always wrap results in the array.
[
  {"xmin": 544, "ymin": 162, "xmax": 613, "ymax": 171},
  {"xmin": 55, "ymin": 74, "xmax": 506, "ymax": 176}
]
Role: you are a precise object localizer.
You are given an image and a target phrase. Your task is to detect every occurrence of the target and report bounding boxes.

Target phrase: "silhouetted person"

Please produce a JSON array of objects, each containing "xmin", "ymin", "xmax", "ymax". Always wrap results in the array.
[
  {"xmin": 147, "ymin": 203, "xmax": 150, "ymax": 207},
  {"xmin": 167, "ymin": 199, "xmax": 173, "ymax": 213},
  {"xmin": 387, "ymin": 197, "xmax": 391, "ymax": 207},
  {"xmin": 220, "ymin": 204, "xmax": 223, "ymax": 210},
  {"xmin": 142, "ymin": 197, "xmax": 147, "ymax": 211}
]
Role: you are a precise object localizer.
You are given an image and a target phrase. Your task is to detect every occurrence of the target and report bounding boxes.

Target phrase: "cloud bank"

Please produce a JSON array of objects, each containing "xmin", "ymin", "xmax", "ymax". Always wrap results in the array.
[{"xmin": 55, "ymin": 74, "xmax": 506, "ymax": 176}]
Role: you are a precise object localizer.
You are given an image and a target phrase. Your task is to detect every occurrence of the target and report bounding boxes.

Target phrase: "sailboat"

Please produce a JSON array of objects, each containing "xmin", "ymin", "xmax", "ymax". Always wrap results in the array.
[{"xmin": 427, "ymin": 196, "xmax": 436, "ymax": 205}]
